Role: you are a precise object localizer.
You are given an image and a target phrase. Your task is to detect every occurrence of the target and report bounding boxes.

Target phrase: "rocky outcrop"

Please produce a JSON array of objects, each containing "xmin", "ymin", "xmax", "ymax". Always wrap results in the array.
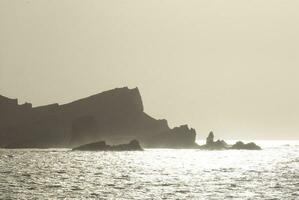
[
  {"xmin": 206, "ymin": 131, "xmax": 214, "ymax": 145},
  {"xmin": 0, "ymin": 87, "xmax": 197, "ymax": 148},
  {"xmin": 199, "ymin": 132, "xmax": 261, "ymax": 150},
  {"xmin": 230, "ymin": 141, "xmax": 262, "ymax": 150},
  {"xmin": 146, "ymin": 125, "xmax": 198, "ymax": 148},
  {"xmin": 199, "ymin": 131, "xmax": 229, "ymax": 150},
  {"xmin": 72, "ymin": 140, "xmax": 143, "ymax": 151}
]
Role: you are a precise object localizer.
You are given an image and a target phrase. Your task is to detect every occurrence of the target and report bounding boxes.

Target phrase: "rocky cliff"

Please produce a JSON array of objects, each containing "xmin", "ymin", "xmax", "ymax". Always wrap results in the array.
[{"xmin": 0, "ymin": 87, "xmax": 197, "ymax": 148}]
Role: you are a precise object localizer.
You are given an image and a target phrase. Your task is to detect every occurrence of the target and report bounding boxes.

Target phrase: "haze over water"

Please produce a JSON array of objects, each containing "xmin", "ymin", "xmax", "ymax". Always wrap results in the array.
[
  {"xmin": 1, "ymin": 1, "xmax": 299, "ymax": 199},
  {"xmin": 1, "ymin": 140, "xmax": 298, "ymax": 199},
  {"xmin": 1, "ymin": 0, "xmax": 299, "ymax": 140}
]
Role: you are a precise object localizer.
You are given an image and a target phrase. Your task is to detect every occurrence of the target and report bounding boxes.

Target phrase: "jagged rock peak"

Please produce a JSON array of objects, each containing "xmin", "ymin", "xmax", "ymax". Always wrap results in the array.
[
  {"xmin": 173, "ymin": 124, "xmax": 194, "ymax": 131},
  {"xmin": 206, "ymin": 131, "xmax": 214, "ymax": 145}
]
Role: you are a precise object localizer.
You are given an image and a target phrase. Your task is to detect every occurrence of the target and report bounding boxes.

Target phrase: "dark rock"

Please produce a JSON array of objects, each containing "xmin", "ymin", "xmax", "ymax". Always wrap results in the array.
[
  {"xmin": 199, "ymin": 131, "xmax": 229, "ymax": 150},
  {"xmin": 230, "ymin": 141, "xmax": 262, "ymax": 150},
  {"xmin": 199, "ymin": 132, "xmax": 261, "ymax": 150},
  {"xmin": 145, "ymin": 125, "xmax": 198, "ymax": 148},
  {"xmin": 0, "ymin": 87, "xmax": 197, "ymax": 149},
  {"xmin": 72, "ymin": 140, "xmax": 143, "ymax": 151},
  {"xmin": 206, "ymin": 131, "xmax": 214, "ymax": 145}
]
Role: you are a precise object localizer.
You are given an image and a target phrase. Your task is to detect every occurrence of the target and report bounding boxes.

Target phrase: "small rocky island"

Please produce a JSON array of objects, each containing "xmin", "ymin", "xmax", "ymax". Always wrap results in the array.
[
  {"xmin": 72, "ymin": 140, "xmax": 143, "ymax": 151},
  {"xmin": 199, "ymin": 132, "xmax": 262, "ymax": 150},
  {"xmin": 72, "ymin": 133, "xmax": 261, "ymax": 151}
]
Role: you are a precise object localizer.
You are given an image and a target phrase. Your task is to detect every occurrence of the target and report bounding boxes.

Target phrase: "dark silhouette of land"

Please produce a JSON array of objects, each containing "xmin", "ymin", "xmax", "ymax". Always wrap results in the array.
[
  {"xmin": 72, "ymin": 140, "xmax": 143, "ymax": 151},
  {"xmin": 199, "ymin": 131, "xmax": 261, "ymax": 150},
  {"xmin": 0, "ymin": 87, "xmax": 197, "ymax": 148},
  {"xmin": 0, "ymin": 87, "xmax": 261, "ymax": 150}
]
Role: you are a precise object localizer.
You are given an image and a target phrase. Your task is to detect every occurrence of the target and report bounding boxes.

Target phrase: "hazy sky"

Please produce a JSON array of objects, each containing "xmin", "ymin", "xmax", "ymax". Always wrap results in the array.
[{"xmin": 1, "ymin": 0, "xmax": 299, "ymax": 140}]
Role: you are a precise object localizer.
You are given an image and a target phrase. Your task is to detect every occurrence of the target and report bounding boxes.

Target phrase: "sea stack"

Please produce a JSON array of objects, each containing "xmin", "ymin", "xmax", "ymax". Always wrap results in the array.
[
  {"xmin": 199, "ymin": 132, "xmax": 261, "ymax": 150},
  {"xmin": 206, "ymin": 131, "xmax": 214, "ymax": 145}
]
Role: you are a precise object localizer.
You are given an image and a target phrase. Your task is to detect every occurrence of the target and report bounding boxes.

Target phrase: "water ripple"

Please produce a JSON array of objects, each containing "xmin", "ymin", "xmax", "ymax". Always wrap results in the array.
[{"xmin": 0, "ymin": 144, "xmax": 298, "ymax": 199}]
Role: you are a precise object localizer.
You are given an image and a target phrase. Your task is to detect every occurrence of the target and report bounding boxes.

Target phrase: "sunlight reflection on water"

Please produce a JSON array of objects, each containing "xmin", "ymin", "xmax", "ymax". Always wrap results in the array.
[{"xmin": 0, "ymin": 141, "xmax": 298, "ymax": 199}]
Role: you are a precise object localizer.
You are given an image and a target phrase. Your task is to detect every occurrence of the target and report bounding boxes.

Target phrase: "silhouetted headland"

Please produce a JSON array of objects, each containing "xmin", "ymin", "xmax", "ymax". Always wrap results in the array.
[
  {"xmin": 0, "ymin": 87, "xmax": 261, "ymax": 150},
  {"xmin": 72, "ymin": 140, "xmax": 143, "ymax": 151},
  {"xmin": 199, "ymin": 131, "xmax": 262, "ymax": 150},
  {"xmin": 0, "ymin": 87, "xmax": 196, "ymax": 148}
]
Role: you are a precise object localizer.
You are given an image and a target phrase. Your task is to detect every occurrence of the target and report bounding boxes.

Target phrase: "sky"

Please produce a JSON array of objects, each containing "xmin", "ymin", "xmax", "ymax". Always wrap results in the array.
[{"xmin": 1, "ymin": 0, "xmax": 299, "ymax": 140}]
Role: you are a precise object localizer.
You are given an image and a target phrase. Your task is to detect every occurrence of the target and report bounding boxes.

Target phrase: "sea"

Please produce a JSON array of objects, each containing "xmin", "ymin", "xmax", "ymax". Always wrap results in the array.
[{"xmin": 0, "ymin": 140, "xmax": 298, "ymax": 200}]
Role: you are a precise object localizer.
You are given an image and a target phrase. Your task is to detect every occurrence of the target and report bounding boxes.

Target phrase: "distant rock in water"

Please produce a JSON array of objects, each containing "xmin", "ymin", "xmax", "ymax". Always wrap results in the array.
[
  {"xmin": 230, "ymin": 141, "xmax": 262, "ymax": 150},
  {"xmin": 206, "ymin": 131, "xmax": 214, "ymax": 145},
  {"xmin": 199, "ymin": 131, "xmax": 229, "ymax": 150},
  {"xmin": 199, "ymin": 131, "xmax": 261, "ymax": 150},
  {"xmin": 72, "ymin": 140, "xmax": 143, "ymax": 151}
]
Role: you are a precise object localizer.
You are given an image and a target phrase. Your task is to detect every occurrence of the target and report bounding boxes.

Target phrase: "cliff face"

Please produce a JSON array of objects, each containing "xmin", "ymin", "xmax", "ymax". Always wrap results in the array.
[
  {"xmin": 0, "ymin": 87, "xmax": 197, "ymax": 148},
  {"xmin": 146, "ymin": 125, "xmax": 198, "ymax": 148}
]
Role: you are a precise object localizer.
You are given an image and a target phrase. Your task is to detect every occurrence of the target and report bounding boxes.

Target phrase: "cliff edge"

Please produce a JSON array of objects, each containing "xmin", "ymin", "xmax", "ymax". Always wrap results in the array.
[{"xmin": 0, "ymin": 87, "xmax": 197, "ymax": 148}]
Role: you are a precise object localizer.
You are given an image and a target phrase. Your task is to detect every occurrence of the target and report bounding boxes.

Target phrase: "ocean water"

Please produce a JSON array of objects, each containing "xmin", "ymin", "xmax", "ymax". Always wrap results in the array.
[{"xmin": 0, "ymin": 141, "xmax": 298, "ymax": 200}]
